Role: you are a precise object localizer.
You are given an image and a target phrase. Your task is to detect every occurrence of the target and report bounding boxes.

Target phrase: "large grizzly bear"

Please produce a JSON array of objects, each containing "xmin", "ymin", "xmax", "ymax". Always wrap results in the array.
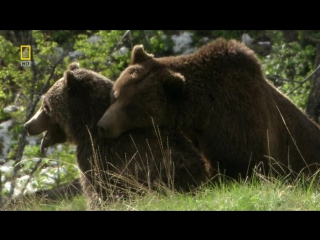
[
  {"xmin": 97, "ymin": 38, "xmax": 320, "ymax": 180},
  {"xmin": 24, "ymin": 63, "xmax": 210, "ymax": 209}
]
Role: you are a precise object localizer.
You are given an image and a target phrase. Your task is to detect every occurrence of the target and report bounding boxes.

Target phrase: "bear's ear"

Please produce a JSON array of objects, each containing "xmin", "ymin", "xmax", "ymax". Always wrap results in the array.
[
  {"xmin": 130, "ymin": 45, "xmax": 154, "ymax": 64},
  {"xmin": 64, "ymin": 70, "xmax": 78, "ymax": 91},
  {"xmin": 163, "ymin": 72, "xmax": 185, "ymax": 99},
  {"xmin": 67, "ymin": 62, "xmax": 80, "ymax": 71}
]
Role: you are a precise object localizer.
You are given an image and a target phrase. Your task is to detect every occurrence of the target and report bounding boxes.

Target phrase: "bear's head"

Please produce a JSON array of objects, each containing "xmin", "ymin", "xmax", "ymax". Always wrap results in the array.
[
  {"xmin": 24, "ymin": 62, "xmax": 113, "ymax": 155},
  {"xmin": 97, "ymin": 45, "xmax": 185, "ymax": 139}
]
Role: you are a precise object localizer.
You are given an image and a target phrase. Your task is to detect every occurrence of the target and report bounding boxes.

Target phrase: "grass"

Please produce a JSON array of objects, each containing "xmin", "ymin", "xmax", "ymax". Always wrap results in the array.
[
  {"xmin": 2, "ymin": 173, "xmax": 320, "ymax": 211},
  {"xmin": 100, "ymin": 176, "xmax": 320, "ymax": 211},
  {"xmin": 3, "ymin": 117, "xmax": 320, "ymax": 211},
  {"xmin": 1, "ymin": 194, "xmax": 87, "ymax": 211},
  {"xmin": 3, "ymin": 144, "xmax": 320, "ymax": 211}
]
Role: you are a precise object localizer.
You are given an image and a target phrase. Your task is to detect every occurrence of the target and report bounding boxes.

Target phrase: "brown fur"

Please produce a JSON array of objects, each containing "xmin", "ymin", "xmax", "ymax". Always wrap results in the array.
[
  {"xmin": 24, "ymin": 63, "xmax": 210, "ymax": 210},
  {"xmin": 97, "ymin": 38, "xmax": 320, "ymax": 180}
]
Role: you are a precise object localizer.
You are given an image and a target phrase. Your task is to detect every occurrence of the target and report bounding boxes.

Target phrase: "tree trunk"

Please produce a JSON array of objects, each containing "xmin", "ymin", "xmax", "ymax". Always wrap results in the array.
[{"xmin": 306, "ymin": 43, "xmax": 320, "ymax": 123}]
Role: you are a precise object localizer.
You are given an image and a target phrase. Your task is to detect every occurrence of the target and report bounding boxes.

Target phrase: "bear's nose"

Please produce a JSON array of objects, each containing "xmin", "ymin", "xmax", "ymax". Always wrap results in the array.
[
  {"xmin": 97, "ymin": 124, "xmax": 109, "ymax": 137},
  {"xmin": 24, "ymin": 122, "xmax": 30, "ymax": 131},
  {"xmin": 24, "ymin": 122, "xmax": 33, "ymax": 136},
  {"xmin": 97, "ymin": 120, "xmax": 107, "ymax": 130}
]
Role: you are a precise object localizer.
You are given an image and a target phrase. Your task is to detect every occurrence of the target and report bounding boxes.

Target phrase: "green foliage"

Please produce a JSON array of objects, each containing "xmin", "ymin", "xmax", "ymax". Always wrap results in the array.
[
  {"xmin": 0, "ymin": 109, "xmax": 10, "ymax": 122},
  {"xmin": 0, "ymin": 35, "xmax": 19, "ymax": 64},
  {"xmin": 209, "ymin": 30, "xmax": 240, "ymax": 40},
  {"xmin": 0, "ymin": 36, "xmax": 22, "ymax": 108},
  {"xmin": 74, "ymin": 30, "xmax": 175, "ymax": 79},
  {"xmin": 1, "ymin": 143, "xmax": 78, "ymax": 196},
  {"xmin": 74, "ymin": 30, "xmax": 128, "ymax": 79},
  {"xmin": 261, "ymin": 30, "xmax": 316, "ymax": 109},
  {"xmin": 45, "ymin": 144, "xmax": 78, "ymax": 184},
  {"xmin": 31, "ymin": 143, "xmax": 77, "ymax": 184},
  {"xmin": 149, "ymin": 31, "xmax": 174, "ymax": 53}
]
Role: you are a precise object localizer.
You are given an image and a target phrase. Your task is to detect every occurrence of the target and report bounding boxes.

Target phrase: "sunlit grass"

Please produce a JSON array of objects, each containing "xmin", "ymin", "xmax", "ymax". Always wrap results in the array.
[
  {"xmin": 3, "ymin": 173, "xmax": 320, "ymax": 211},
  {"xmin": 4, "ymin": 118, "xmax": 320, "ymax": 211}
]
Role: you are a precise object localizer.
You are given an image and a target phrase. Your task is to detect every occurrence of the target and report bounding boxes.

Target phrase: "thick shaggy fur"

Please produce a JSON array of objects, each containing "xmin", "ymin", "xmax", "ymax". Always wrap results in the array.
[
  {"xmin": 24, "ymin": 63, "xmax": 210, "ymax": 209},
  {"xmin": 97, "ymin": 38, "xmax": 320, "ymax": 180}
]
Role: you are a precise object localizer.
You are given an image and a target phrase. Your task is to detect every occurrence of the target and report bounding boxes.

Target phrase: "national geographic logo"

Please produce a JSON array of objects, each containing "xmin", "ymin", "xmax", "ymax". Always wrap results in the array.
[{"xmin": 20, "ymin": 45, "xmax": 31, "ymax": 67}]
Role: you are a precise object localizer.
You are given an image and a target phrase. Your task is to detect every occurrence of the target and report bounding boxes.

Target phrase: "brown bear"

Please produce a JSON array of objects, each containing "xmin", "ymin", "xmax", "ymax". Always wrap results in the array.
[
  {"xmin": 97, "ymin": 38, "xmax": 320, "ymax": 181},
  {"xmin": 24, "ymin": 63, "xmax": 210, "ymax": 209}
]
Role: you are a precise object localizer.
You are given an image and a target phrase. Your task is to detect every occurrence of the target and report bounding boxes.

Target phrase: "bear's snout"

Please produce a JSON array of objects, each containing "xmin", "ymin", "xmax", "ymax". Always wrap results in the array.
[
  {"xmin": 24, "ymin": 121, "xmax": 30, "ymax": 132},
  {"xmin": 24, "ymin": 109, "xmax": 51, "ymax": 136},
  {"xmin": 97, "ymin": 123, "xmax": 109, "ymax": 136},
  {"xmin": 97, "ymin": 119, "xmax": 122, "ymax": 139},
  {"xmin": 24, "ymin": 120, "xmax": 39, "ymax": 136}
]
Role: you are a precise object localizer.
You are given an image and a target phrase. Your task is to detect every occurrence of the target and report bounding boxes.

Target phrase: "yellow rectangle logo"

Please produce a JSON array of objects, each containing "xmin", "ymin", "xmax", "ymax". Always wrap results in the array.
[{"xmin": 20, "ymin": 45, "xmax": 31, "ymax": 60}]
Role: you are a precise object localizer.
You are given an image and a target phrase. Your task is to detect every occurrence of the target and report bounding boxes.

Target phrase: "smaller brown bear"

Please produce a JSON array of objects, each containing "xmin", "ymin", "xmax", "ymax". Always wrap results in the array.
[
  {"xmin": 24, "ymin": 63, "xmax": 210, "ymax": 209},
  {"xmin": 97, "ymin": 38, "xmax": 320, "ymax": 181}
]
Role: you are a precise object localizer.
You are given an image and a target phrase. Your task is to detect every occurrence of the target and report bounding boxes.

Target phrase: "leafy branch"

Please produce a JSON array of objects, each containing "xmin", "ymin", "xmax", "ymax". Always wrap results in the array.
[
  {"xmin": 20, "ymin": 158, "xmax": 42, "ymax": 195},
  {"xmin": 287, "ymin": 64, "xmax": 320, "ymax": 95},
  {"xmin": 267, "ymin": 75, "xmax": 302, "ymax": 84},
  {"xmin": 112, "ymin": 30, "xmax": 131, "ymax": 53}
]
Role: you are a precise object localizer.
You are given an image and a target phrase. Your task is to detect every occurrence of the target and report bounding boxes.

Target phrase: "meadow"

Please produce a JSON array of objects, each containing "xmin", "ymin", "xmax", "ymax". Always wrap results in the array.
[{"xmin": 2, "ymin": 171, "xmax": 320, "ymax": 211}]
